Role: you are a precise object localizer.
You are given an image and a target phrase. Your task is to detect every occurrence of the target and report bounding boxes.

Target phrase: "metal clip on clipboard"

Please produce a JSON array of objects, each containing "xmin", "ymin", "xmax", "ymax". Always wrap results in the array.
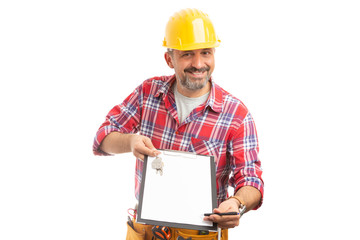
[
  {"xmin": 162, "ymin": 149, "xmax": 198, "ymax": 159},
  {"xmin": 151, "ymin": 150, "xmax": 197, "ymax": 176}
]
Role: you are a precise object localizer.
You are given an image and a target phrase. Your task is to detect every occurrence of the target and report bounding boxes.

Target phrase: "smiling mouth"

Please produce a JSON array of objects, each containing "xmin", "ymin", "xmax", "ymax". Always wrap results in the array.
[
  {"xmin": 184, "ymin": 67, "xmax": 210, "ymax": 77},
  {"xmin": 189, "ymin": 71, "xmax": 206, "ymax": 76}
]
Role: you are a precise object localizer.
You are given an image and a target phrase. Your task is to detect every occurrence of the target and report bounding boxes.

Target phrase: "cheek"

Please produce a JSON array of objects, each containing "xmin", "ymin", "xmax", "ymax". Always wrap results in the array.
[
  {"xmin": 174, "ymin": 64, "xmax": 187, "ymax": 74},
  {"xmin": 208, "ymin": 58, "xmax": 215, "ymax": 69}
]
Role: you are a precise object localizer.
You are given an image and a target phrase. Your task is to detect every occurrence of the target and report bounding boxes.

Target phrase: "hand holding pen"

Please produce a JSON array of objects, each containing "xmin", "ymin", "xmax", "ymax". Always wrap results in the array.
[
  {"xmin": 203, "ymin": 211, "xmax": 240, "ymax": 216},
  {"xmin": 203, "ymin": 198, "xmax": 242, "ymax": 229}
]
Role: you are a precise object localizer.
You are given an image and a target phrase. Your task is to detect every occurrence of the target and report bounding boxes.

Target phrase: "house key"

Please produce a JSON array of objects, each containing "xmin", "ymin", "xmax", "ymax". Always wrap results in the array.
[{"xmin": 151, "ymin": 156, "xmax": 164, "ymax": 176}]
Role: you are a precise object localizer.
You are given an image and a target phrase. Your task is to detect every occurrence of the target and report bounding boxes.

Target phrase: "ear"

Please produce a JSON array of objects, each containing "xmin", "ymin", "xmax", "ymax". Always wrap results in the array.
[{"xmin": 164, "ymin": 52, "xmax": 174, "ymax": 69}]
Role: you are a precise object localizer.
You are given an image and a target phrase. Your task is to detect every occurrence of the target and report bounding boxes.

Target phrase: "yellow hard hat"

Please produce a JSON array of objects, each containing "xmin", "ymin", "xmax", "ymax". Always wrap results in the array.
[{"xmin": 163, "ymin": 8, "xmax": 221, "ymax": 51}]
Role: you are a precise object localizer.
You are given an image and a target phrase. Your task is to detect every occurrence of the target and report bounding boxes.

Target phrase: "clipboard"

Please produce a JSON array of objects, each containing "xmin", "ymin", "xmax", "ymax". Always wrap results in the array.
[{"xmin": 137, "ymin": 150, "xmax": 218, "ymax": 231}]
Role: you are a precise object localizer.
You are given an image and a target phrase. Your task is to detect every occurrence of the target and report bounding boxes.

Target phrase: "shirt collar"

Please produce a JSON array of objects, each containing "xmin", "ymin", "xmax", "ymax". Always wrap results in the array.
[
  {"xmin": 154, "ymin": 75, "xmax": 176, "ymax": 98},
  {"xmin": 155, "ymin": 74, "xmax": 223, "ymax": 113},
  {"xmin": 206, "ymin": 79, "xmax": 223, "ymax": 113}
]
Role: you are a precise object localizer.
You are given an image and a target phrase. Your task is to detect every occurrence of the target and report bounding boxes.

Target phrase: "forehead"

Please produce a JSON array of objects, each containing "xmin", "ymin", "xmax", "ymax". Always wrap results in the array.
[{"xmin": 173, "ymin": 48, "xmax": 214, "ymax": 55}]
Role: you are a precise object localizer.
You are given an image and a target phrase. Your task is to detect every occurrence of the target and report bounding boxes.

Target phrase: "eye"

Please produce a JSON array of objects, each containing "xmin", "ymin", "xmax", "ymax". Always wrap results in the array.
[{"xmin": 202, "ymin": 50, "xmax": 212, "ymax": 55}]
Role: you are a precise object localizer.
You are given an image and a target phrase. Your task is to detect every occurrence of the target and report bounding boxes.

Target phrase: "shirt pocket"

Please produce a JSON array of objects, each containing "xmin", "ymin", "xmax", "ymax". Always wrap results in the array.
[{"xmin": 189, "ymin": 137, "xmax": 221, "ymax": 161}]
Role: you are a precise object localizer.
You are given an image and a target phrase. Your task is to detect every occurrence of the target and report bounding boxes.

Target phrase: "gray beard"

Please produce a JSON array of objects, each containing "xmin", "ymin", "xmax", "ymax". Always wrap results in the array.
[{"xmin": 177, "ymin": 74, "xmax": 210, "ymax": 91}]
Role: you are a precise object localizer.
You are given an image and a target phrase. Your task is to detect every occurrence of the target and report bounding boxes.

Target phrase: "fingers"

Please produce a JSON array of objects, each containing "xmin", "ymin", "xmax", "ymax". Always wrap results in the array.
[
  {"xmin": 204, "ymin": 208, "xmax": 240, "ymax": 229},
  {"xmin": 131, "ymin": 135, "xmax": 160, "ymax": 160},
  {"xmin": 204, "ymin": 214, "xmax": 240, "ymax": 229},
  {"xmin": 143, "ymin": 137, "xmax": 161, "ymax": 156},
  {"xmin": 203, "ymin": 198, "xmax": 242, "ymax": 228},
  {"xmin": 217, "ymin": 218, "xmax": 240, "ymax": 229}
]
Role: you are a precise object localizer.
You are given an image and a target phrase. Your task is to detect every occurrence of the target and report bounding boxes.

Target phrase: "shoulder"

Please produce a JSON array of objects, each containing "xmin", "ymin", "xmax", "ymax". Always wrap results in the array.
[
  {"xmin": 142, "ymin": 75, "xmax": 174, "ymax": 86},
  {"xmin": 140, "ymin": 75, "xmax": 175, "ymax": 95},
  {"xmin": 213, "ymin": 82, "xmax": 249, "ymax": 119}
]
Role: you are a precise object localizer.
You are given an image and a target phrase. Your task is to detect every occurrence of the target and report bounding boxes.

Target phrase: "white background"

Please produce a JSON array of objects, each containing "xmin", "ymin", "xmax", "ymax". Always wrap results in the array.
[{"xmin": 1, "ymin": 0, "xmax": 359, "ymax": 239}]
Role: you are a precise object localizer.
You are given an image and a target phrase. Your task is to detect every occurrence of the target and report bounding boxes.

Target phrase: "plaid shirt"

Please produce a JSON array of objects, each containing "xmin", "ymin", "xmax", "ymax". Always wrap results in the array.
[{"xmin": 93, "ymin": 75, "xmax": 264, "ymax": 207}]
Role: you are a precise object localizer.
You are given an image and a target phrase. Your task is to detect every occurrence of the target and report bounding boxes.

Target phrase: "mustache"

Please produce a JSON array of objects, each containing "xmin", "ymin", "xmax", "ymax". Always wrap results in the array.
[{"xmin": 184, "ymin": 66, "xmax": 210, "ymax": 73}]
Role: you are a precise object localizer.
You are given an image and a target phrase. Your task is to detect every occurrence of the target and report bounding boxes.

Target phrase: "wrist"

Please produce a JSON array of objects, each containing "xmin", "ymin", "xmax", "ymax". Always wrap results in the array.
[
  {"xmin": 227, "ymin": 196, "xmax": 247, "ymax": 217},
  {"xmin": 227, "ymin": 198, "xmax": 241, "ymax": 209},
  {"xmin": 227, "ymin": 196, "xmax": 244, "ymax": 208}
]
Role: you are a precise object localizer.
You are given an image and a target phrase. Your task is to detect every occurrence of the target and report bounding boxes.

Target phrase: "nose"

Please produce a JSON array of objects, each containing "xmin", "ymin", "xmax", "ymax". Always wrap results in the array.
[{"xmin": 191, "ymin": 52, "xmax": 204, "ymax": 69}]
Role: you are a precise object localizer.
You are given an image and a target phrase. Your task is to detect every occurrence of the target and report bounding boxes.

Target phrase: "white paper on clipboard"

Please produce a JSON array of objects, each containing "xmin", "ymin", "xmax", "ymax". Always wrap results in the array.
[{"xmin": 137, "ymin": 150, "xmax": 217, "ymax": 231}]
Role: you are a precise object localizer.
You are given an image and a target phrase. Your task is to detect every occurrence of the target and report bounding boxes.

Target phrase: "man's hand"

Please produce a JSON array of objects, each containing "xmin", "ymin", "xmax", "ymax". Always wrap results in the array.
[
  {"xmin": 100, "ymin": 132, "xmax": 160, "ymax": 160},
  {"xmin": 203, "ymin": 186, "xmax": 262, "ymax": 229},
  {"xmin": 203, "ymin": 198, "xmax": 240, "ymax": 229},
  {"xmin": 129, "ymin": 135, "xmax": 161, "ymax": 160}
]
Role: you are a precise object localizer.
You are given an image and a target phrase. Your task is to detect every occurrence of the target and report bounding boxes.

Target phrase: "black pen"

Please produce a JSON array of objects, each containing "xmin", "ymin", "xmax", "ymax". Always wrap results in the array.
[{"xmin": 204, "ymin": 212, "xmax": 239, "ymax": 216}]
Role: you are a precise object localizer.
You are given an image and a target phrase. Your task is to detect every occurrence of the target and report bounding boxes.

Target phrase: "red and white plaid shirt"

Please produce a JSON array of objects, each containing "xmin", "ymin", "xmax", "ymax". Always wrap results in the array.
[{"xmin": 93, "ymin": 75, "xmax": 264, "ymax": 207}]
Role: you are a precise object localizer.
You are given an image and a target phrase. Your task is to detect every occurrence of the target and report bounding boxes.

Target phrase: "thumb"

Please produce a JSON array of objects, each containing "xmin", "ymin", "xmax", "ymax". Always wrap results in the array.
[
  {"xmin": 143, "ymin": 137, "xmax": 160, "ymax": 156},
  {"xmin": 213, "ymin": 208, "xmax": 221, "ymax": 213},
  {"xmin": 216, "ymin": 202, "xmax": 234, "ymax": 213}
]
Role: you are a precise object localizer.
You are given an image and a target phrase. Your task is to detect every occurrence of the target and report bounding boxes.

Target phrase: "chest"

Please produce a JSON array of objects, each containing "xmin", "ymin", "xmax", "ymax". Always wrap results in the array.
[{"xmin": 139, "ymin": 95, "xmax": 234, "ymax": 160}]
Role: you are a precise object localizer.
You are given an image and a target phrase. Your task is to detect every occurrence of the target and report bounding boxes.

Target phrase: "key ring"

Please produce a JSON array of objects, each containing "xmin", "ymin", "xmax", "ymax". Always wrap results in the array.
[{"xmin": 127, "ymin": 208, "xmax": 137, "ymax": 219}]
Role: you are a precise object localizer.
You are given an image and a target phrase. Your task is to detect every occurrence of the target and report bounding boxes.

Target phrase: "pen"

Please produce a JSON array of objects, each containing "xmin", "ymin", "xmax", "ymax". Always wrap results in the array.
[{"xmin": 204, "ymin": 212, "xmax": 239, "ymax": 216}]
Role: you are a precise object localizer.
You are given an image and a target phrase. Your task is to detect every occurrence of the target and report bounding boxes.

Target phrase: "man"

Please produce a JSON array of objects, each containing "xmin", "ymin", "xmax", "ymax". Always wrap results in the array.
[{"xmin": 93, "ymin": 8, "xmax": 263, "ymax": 239}]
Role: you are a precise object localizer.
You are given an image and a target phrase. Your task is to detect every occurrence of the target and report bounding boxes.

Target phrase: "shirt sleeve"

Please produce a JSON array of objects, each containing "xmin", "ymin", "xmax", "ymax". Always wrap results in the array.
[
  {"xmin": 93, "ymin": 85, "xmax": 142, "ymax": 156},
  {"xmin": 229, "ymin": 112, "xmax": 264, "ymax": 209}
]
